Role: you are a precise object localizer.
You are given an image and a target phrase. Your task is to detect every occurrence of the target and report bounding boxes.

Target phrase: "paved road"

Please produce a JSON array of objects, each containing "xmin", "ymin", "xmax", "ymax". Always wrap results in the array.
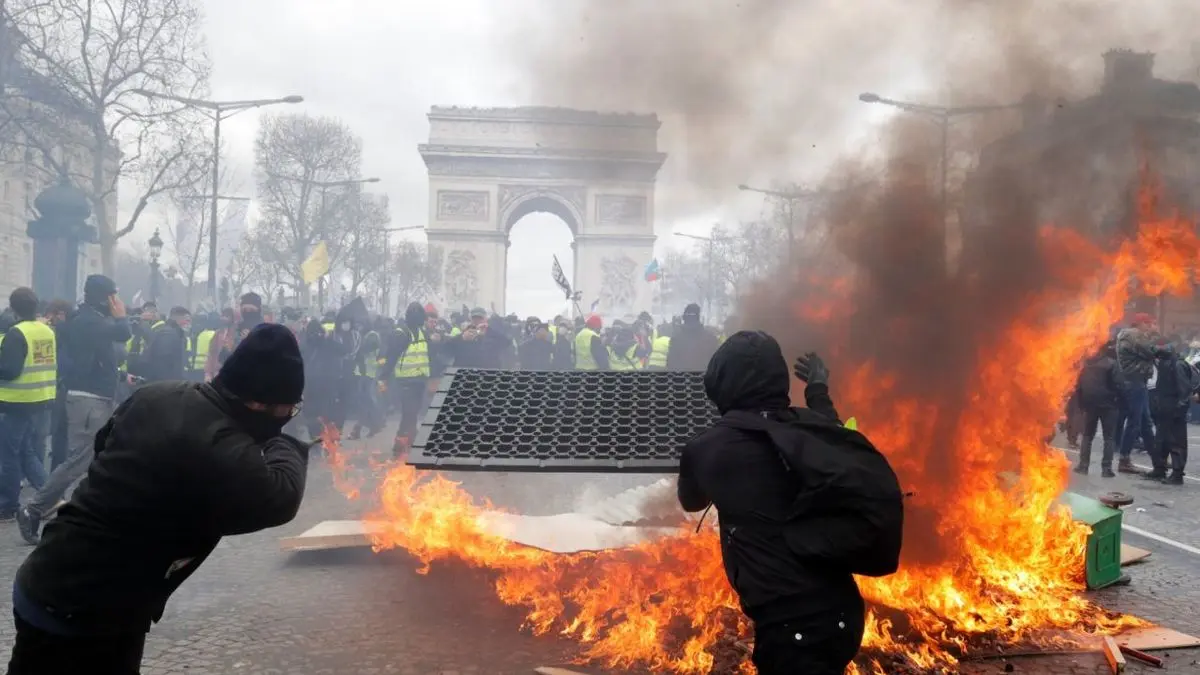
[{"xmin": 0, "ymin": 426, "xmax": 1194, "ymax": 673}]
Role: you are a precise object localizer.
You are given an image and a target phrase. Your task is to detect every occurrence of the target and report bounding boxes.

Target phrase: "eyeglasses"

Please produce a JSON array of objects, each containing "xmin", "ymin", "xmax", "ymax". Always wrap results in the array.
[{"xmin": 242, "ymin": 399, "xmax": 303, "ymax": 419}]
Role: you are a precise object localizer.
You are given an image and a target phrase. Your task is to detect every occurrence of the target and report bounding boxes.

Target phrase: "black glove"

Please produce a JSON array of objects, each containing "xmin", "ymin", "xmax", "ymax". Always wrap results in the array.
[{"xmin": 793, "ymin": 352, "xmax": 829, "ymax": 386}]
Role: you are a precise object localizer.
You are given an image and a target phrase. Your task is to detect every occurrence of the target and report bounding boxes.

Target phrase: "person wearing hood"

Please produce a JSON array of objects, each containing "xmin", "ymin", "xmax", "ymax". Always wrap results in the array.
[
  {"xmin": 8, "ymin": 324, "xmax": 310, "ymax": 674},
  {"xmin": 677, "ymin": 331, "xmax": 903, "ymax": 675},
  {"xmin": 203, "ymin": 307, "xmax": 237, "ymax": 382},
  {"xmin": 666, "ymin": 303, "xmax": 719, "ymax": 371},
  {"xmin": 442, "ymin": 308, "xmax": 510, "ymax": 370},
  {"xmin": 17, "ymin": 275, "xmax": 130, "ymax": 544},
  {"xmin": 518, "ymin": 317, "xmax": 554, "ymax": 370},
  {"xmin": 380, "ymin": 302, "xmax": 432, "ymax": 455},
  {"xmin": 213, "ymin": 293, "xmax": 265, "ymax": 370}
]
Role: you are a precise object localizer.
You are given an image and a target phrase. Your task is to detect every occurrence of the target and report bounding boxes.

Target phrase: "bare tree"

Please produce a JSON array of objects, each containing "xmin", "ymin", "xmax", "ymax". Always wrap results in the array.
[
  {"xmin": 0, "ymin": 0, "xmax": 212, "ymax": 273},
  {"xmin": 340, "ymin": 192, "xmax": 390, "ymax": 296},
  {"xmin": 252, "ymin": 112, "xmax": 364, "ymax": 300},
  {"xmin": 710, "ymin": 220, "xmax": 789, "ymax": 302},
  {"xmin": 390, "ymin": 241, "xmax": 437, "ymax": 312}
]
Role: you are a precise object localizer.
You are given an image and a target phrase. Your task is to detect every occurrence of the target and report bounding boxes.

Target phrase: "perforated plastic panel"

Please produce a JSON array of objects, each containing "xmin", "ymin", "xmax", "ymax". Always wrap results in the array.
[{"xmin": 409, "ymin": 368, "xmax": 718, "ymax": 472}]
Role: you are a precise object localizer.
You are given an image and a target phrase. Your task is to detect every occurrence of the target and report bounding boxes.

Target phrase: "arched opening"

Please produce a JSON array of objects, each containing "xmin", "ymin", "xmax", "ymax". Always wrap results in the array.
[{"xmin": 504, "ymin": 194, "xmax": 578, "ymax": 319}]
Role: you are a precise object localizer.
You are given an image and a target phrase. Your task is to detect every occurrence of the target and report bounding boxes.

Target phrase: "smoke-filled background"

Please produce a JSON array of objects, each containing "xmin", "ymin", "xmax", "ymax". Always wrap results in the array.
[{"xmin": 508, "ymin": 0, "xmax": 1200, "ymax": 561}]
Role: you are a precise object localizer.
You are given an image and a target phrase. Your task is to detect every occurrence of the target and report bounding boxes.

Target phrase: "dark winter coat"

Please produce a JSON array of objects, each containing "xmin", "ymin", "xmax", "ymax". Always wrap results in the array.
[
  {"xmin": 676, "ymin": 332, "xmax": 870, "ymax": 628},
  {"xmin": 1116, "ymin": 327, "xmax": 1156, "ymax": 385},
  {"xmin": 1076, "ymin": 348, "xmax": 1121, "ymax": 409},
  {"xmin": 58, "ymin": 303, "xmax": 132, "ymax": 399},
  {"xmin": 518, "ymin": 335, "xmax": 555, "ymax": 370},
  {"xmin": 143, "ymin": 320, "xmax": 188, "ymax": 383},
  {"xmin": 14, "ymin": 382, "xmax": 309, "ymax": 635},
  {"xmin": 665, "ymin": 321, "xmax": 720, "ymax": 371},
  {"xmin": 1151, "ymin": 351, "xmax": 1200, "ymax": 416}
]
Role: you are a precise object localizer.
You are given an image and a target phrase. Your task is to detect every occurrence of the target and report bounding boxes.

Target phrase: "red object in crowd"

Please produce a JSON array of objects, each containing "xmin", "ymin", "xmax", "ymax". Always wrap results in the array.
[
  {"xmin": 585, "ymin": 314, "xmax": 603, "ymax": 331},
  {"xmin": 424, "ymin": 302, "xmax": 438, "ymax": 316},
  {"xmin": 1131, "ymin": 312, "xmax": 1155, "ymax": 327}
]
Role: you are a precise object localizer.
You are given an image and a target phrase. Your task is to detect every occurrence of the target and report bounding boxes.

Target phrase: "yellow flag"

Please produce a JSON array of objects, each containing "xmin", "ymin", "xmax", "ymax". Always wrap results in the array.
[{"xmin": 301, "ymin": 241, "xmax": 330, "ymax": 284}]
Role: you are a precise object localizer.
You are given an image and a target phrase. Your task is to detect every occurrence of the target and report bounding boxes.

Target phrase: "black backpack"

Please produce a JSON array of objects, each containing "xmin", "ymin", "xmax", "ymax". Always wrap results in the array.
[{"xmin": 718, "ymin": 409, "xmax": 905, "ymax": 577}]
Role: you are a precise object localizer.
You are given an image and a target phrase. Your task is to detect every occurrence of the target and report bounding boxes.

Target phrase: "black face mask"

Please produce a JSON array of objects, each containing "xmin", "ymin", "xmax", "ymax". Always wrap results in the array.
[{"xmin": 231, "ymin": 405, "xmax": 289, "ymax": 442}]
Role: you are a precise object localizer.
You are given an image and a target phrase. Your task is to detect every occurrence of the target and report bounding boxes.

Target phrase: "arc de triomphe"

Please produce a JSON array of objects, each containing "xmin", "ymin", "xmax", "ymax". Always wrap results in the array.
[{"xmin": 419, "ymin": 106, "xmax": 666, "ymax": 316}]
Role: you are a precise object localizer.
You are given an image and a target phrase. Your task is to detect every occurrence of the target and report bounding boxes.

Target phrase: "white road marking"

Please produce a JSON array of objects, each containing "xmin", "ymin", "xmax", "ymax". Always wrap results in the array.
[
  {"xmin": 1122, "ymin": 524, "xmax": 1200, "ymax": 558},
  {"xmin": 1057, "ymin": 445, "xmax": 1200, "ymax": 483}
]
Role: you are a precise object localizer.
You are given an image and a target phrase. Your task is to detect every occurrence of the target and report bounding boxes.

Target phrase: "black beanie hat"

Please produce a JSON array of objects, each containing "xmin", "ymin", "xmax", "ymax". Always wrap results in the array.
[{"xmin": 213, "ymin": 324, "xmax": 304, "ymax": 405}]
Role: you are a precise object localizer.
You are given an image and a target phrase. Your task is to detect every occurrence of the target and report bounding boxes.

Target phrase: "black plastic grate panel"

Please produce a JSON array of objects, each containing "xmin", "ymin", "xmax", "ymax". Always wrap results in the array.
[{"xmin": 409, "ymin": 368, "xmax": 718, "ymax": 472}]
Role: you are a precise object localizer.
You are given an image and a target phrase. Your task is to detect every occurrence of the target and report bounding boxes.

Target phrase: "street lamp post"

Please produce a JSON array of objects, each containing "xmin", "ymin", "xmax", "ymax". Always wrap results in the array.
[
  {"xmin": 737, "ymin": 183, "xmax": 839, "ymax": 266},
  {"xmin": 131, "ymin": 90, "xmax": 303, "ymax": 302},
  {"xmin": 148, "ymin": 227, "xmax": 164, "ymax": 303},
  {"xmin": 270, "ymin": 174, "xmax": 381, "ymax": 313},
  {"xmin": 674, "ymin": 229, "xmax": 717, "ymax": 320},
  {"xmin": 857, "ymin": 92, "xmax": 1023, "ymax": 230}
]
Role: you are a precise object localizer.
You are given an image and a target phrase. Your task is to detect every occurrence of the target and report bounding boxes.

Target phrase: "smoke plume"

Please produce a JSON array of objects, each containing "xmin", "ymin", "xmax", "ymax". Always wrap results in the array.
[{"xmin": 511, "ymin": 1, "xmax": 1200, "ymax": 560}]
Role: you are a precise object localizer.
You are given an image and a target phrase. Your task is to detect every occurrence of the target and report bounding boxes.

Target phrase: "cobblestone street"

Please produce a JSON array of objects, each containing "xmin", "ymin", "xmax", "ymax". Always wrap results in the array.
[{"xmin": 0, "ymin": 428, "xmax": 1194, "ymax": 673}]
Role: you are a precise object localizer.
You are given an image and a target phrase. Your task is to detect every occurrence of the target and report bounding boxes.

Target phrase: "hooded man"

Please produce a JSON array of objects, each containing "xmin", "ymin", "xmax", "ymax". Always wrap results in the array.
[
  {"xmin": 665, "ymin": 303, "xmax": 719, "ymax": 371},
  {"xmin": 381, "ymin": 302, "xmax": 431, "ymax": 456},
  {"xmin": 517, "ymin": 317, "xmax": 554, "ymax": 371},
  {"xmin": 677, "ymin": 331, "xmax": 902, "ymax": 675},
  {"xmin": 18, "ymin": 275, "xmax": 130, "ymax": 544},
  {"xmin": 8, "ymin": 324, "xmax": 310, "ymax": 674}
]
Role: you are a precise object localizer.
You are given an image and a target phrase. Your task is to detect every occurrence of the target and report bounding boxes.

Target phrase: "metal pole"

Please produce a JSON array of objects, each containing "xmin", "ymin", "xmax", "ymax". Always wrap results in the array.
[
  {"xmin": 939, "ymin": 113, "xmax": 949, "ymax": 236},
  {"xmin": 706, "ymin": 237, "xmax": 714, "ymax": 320},
  {"xmin": 149, "ymin": 260, "xmax": 160, "ymax": 303},
  {"xmin": 207, "ymin": 111, "xmax": 222, "ymax": 302},
  {"xmin": 787, "ymin": 198, "xmax": 797, "ymax": 267},
  {"xmin": 381, "ymin": 234, "xmax": 390, "ymax": 315},
  {"xmin": 316, "ymin": 187, "xmax": 327, "ymax": 314}
]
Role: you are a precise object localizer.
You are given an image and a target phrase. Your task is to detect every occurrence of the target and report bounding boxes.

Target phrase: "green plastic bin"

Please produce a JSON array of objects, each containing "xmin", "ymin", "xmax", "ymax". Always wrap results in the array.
[{"xmin": 1060, "ymin": 491, "xmax": 1124, "ymax": 590}]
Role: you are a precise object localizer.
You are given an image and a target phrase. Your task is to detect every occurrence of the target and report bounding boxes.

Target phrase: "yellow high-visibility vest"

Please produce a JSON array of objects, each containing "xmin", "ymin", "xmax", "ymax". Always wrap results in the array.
[
  {"xmin": 126, "ymin": 320, "xmax": 164, "ymax": 355},
  {"xmin": 192, "ymin": 329, "xmax": 215, "ymax": 370},
  {"xmin": 321, "ymin": 322, "xmax": 335, "ymax": 334},
  {"xmin": 648, "ymin": 336, "xmax": 670, "ymax": 369},
  {"xmin": 0, "ymin": 320, "xmax": 57, "ymax": 403},
  {"xmin": 608, "ymin": 344, "xmax": 640, "ymax": 371},
  {"xmin": 359, "ymin": 331, "xmax": 380, "ymax": 377},
  {"xmin": 394, "ymin": 328, "xmax": 430, "ymax": 379},
  {"xmin": 574, "ymin": 328, "xmax": 600, "ymax": 370}
]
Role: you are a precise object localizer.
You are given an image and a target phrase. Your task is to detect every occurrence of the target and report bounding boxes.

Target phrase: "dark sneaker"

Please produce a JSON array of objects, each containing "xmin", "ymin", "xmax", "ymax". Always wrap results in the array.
[
  {"xmin": 1073, "ymin": 464, "xmax": 1089, "ymax": 475},
  {"xmin": 1118, "ymin": 459, "xmax": 1139, "ymax": 474},
  {"xmin": 1164, "ymin": 473, "xmax": 1185, "ymax": 485},
  {"xmin": 1101, "ymin": 467, "xmax": 1116, "ymax": 478},
  {"xmin": 16, "ymin": 507, "xmax": 40, "ymax": 545},
  {"xmin": 1141, "ymin": 470, "xmax": 1167, "ymax": 482}
]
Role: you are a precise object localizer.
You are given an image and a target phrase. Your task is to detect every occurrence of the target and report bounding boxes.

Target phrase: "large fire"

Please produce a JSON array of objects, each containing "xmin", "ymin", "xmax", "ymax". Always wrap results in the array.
[{"xmin": 331, "ymin": 173, "xmax": 1199, "ymax": 673}]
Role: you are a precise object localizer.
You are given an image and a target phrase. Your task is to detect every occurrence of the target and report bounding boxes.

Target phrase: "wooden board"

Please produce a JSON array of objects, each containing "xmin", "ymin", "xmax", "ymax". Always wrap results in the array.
[
  {"xmin": 1102, "ymin": 636, "xmax": 1126, "ymax": 673},
  {"xmin": 1120, "ymin": 543, "xmax": 1152, "ymax": 566},
  {"xmin": 280, "ymin": 516, "xmax": 678, "ymax": 554},
  {"xmin": 279, "ymin": 520, "xmax": 383, "ymax": 551},
  {"xmin": 1116, "ymin": 626, "xmax": 1200, "ymax": 652}
]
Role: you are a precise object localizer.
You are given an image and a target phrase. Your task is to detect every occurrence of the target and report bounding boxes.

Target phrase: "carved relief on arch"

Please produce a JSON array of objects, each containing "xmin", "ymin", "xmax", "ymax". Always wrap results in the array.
[
  {"xmin": 598, "ymin": 254, "xmax": 638, "ymax": 312},
  {"xmin": 443, "ymin": 249, "xmax": 480, "ymax": 308}
]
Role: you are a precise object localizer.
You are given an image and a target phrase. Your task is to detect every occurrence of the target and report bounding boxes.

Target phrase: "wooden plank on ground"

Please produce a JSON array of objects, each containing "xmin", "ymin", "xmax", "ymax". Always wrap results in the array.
[
  {"xmin": 1120, "ymin": 543, "xmax": 1152, "ymax": 566},
  {"xmin": 1102, "ymin": 636, "xmax": 1126, "ymax": 673},
  {"xmin": 1117, "ymin": 626, "xmax": 1200, "ymax": 651},
  {"xmin": 279, "ymin": 520, "xmax": 382, "ymax": 551}
]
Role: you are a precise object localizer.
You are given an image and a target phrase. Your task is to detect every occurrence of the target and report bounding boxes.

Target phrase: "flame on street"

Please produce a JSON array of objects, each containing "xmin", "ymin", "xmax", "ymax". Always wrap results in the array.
[{"xmin": 335, "ymin": 174, "xmax": 1200, "ymax": 673}]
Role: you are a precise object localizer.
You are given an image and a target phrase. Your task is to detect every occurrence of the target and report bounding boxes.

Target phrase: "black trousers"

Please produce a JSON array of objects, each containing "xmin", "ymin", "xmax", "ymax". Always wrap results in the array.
[
  {"xmin": 752, "ymin": 601, "xmax": 864, "ymax": 675},
  {"xmin": 1065, "ymin": 393, "xmax": 1084, "ymax": 443},
  {"xmin": 7, "ymin": 613, "xmax": 145, "ymax": 675},
  {"xmin": 1079, "ymin": 404, "xmax": 1119, "ymax": 468},
  {"xmin": 1153, "ymin": 409, "xmax": 1188, "ymax": 474},
  {"xmin": 49, "ymin": 393, "xmax": 68, "ymax": 471}
]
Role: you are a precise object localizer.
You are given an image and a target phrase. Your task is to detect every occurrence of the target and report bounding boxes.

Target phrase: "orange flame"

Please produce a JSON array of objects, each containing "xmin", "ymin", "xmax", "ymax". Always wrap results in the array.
[{"xmin": 338, "ymin": 173, "xmax": 1199, "ymax": 673}]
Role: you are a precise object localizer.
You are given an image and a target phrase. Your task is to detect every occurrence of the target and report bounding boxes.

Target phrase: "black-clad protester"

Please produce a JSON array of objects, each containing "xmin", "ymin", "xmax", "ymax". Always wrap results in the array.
[
  {"xmin": 143, "ymin": 306, "xmax": 192, "ymax": 383},
  {"xmin": 18, "ymin": 275, "xmax": 130, "ymax": 545},
  {"xmin": 1073, "ymin": 340, "xmax": 1122, "ymax": 478},
  {"xmin": 215, "ymin": 292, "xmax": 266, "ymax": 368},
  {"xmin": 1148, "ymin": 345, "xmax": 1199, "ymax": 484},
  {"xmin": 517, "ymin": 318, "xmax": 554, "ymax": 370},
  {"xmin": 677, "ymin": 332, "xmax": 903, "ymax": 675},
  {"xmin": 665, "ymin": 303, "xmax": 719, "ymax": 371},
  {"xmin": 7, "ymin": 324, "xmax": 311, "ymax": 675}
]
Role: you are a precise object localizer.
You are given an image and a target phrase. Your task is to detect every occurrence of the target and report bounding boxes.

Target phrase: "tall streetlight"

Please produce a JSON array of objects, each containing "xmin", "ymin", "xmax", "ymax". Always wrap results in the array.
[
  {"xmin": 737, "ymin": 183, "xmax": 835, "ymax": 266},
  {"xmin": 370, "ymin": 225, "xmax": 424, "ymax": 316},
  {"xmin": 270, "ymin": 174, "xmax": 381, "ymax": 312},
  {"xmin": 130, "ymin": 89, "xmax": 303, "ymax": 302},
  {"xmin": 147, "ymin": 227, "xmax": 164, "ymax": 303},
  {"xmin": 674, "ymin": 229, "xmax": 717, "ymax": 320},
  {"xmin": 857, "ymin": 92, "xmax": 1023, "ymax": 229}
]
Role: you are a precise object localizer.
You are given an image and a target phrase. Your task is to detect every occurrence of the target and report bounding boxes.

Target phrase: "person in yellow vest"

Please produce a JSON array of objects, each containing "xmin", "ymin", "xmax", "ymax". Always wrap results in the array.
[
  {"xmin": 190, "ymin": 318, "xmax": 216, "ymax": 382},
  {"xmin": 647, "ymin": 324, "xmax": 672, "ymax": 371},
  {"xmin": 143, "ymin": 306, "xmax": 192, "ymax": 383},
  {"xmin": 125, "ymin": 302, "xmax": 162, "ymax": 380},
  {"xmin": 574, "ymin": 314, "xmax": 610, "ymax": 370},
  {"xmin": 0, "ymin": 288, "xmax": 56, "ymax": 519},
  {"xmin": 607, "ymin": 325, "xmax": 643, "ymax": 371},
  {"xmin": 381, "ymin": 302, "xmax": 431, "ymax": 457}
]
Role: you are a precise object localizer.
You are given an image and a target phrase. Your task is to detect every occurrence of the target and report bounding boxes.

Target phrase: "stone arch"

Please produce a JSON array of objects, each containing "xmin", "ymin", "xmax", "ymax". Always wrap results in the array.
[{"xmin": 419, "ymin": 106, "xmax": 666, "ymax": 316}]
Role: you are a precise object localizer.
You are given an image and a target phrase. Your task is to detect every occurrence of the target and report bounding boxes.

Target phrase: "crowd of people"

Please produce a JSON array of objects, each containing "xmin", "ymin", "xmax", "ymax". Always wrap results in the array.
[
  {"xmin": 1065, "ymin": 312, "xmax": 1199, "ymax": 483},
  {"xmin": 0, "ymin": 276, "xmax": 729, "ymax": 540}
]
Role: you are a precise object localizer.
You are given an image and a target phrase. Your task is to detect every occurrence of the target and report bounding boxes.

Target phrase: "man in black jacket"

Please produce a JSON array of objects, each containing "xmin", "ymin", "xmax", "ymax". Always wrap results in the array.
[
  {"xmin": 1148, "ymin": 345, "xmax": 1198, "ymax": 484},
  {"xmin": 18, "ymin": 275, "xmax": 130, "ymax": 545},
  {"xmin": 143, "ymin": 307, "xmax": 192, "ymax": 383},
  {"xmin": 7, "ymin": 324, "xmax": 310, "ymax": 675},
  {"xmin": 677, "ymin": 332, "xmax": 874, "ymax": 675},
  {"xmin": 517, "ymin": 318, "xmax": 554, "ymax": 370},
  {"xmin": 665, "ymin": 303, "xmax": 719, "ymax": 371},
  {"xmin": 1073, "ymin": 340, "xmax": 1122, "ymax": 478}
]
